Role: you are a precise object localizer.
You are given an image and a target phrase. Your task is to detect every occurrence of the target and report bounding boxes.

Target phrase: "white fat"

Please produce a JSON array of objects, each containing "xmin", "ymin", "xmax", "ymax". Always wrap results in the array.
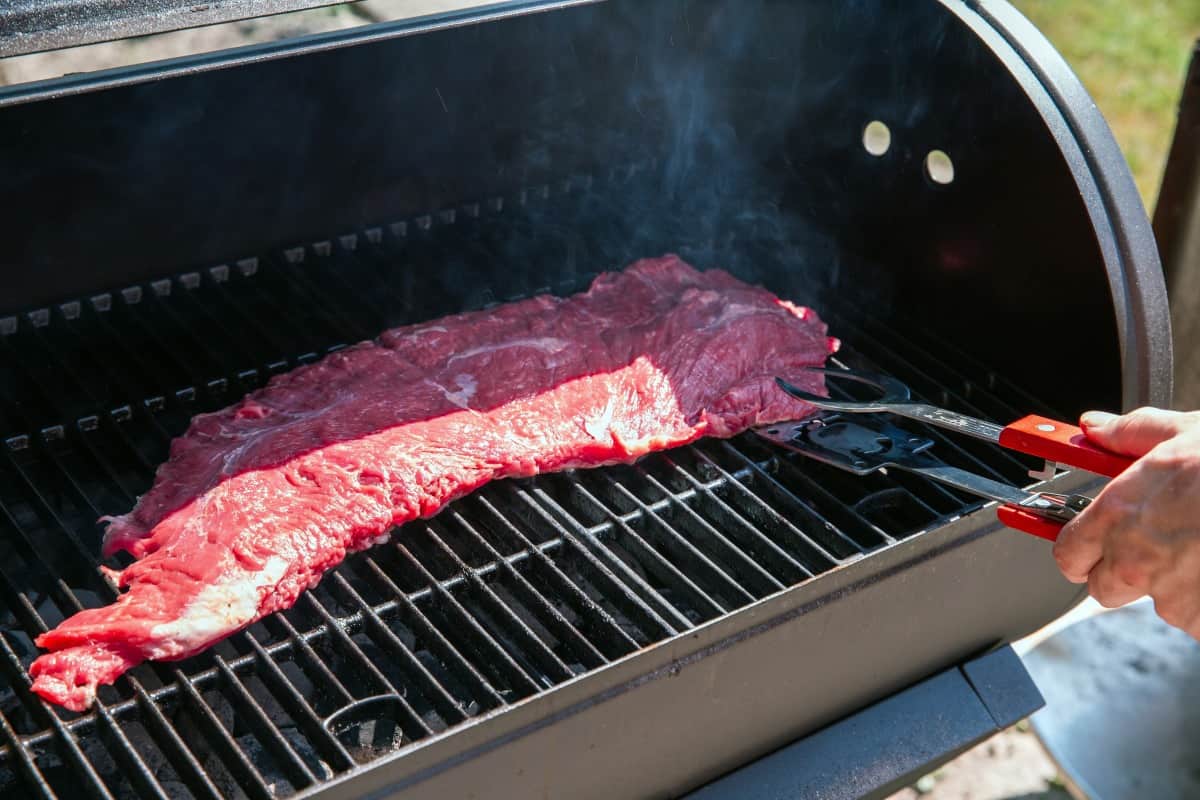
[
  {"xmin": 215, "ymin": 401, "xmax": 344, "ymax": 474},
  {"xmin": 445, "ymin": 373, "xmax": 477, "ymax": 409},
  {"xmin": 424, "ymin": 372, "xmax": 478, "ymax": 410},
  {"xmin": 148, "ymin": 556, "xmax": 289, "ymax": 658},
  {"xmin": 710, "ymin": 302, "xmax": 758, "ymax": 324},
  {"xmin": 219, "ymin": 439, "xmax": 256, "ymax": 476},
  {"xmin": 345, "ymin": 534, "xmax": 391, "ymax": 554},
  {"xmin": 448, "ymin": 337, "xmax": 570, "ymax": 366},
  {"xmin": 395, "ymin": 325, "xmax": 448, "ymax": 341},
  {"xmin": 455, "ymin": 373, "xmax": 477, "ymax": 396},
  {"xmin": 351, "ymin": 531, "xmax": 393, "ymax": 552},
  {"xmin": 584, "ymin": 397, "xmax": 617, "ymax": 441}
]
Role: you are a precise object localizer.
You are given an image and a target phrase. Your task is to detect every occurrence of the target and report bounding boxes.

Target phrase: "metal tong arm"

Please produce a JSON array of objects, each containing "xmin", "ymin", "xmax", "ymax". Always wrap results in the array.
[
  {"xmin": 902, "ymin": 460, "xmax": 1091, "ymax": 530},
  {"xmin": 777, "ymin": 370, "xmax": 1135, "ymax": 477},
  {"xmin": 759, "ymin": 415, "xmax": 1093, "ymax": 541},
  {"xmin": 775, "ymin": 372, "xmax": 1004, "ymax": 444},
  {"xmin": 868, "ymin": 402, "xmax": 1005, "ymax": 445},
  {"xmin": 794, "ymin": 430, "xmax": 1092, "ymax": 527},
  {"xmin": 773, "ymin": 368, "xmax": 1138, "ymax": 541},
  {"xmin": 900, "ymin": 460, "xmax": 1031, "ymax": 508}
]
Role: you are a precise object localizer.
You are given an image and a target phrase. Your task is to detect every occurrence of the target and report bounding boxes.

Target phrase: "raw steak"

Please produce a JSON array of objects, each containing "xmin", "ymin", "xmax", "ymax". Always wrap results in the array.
[{"xmin": 30, "ymin": 255, "xmax": 837, "ymax": 711}]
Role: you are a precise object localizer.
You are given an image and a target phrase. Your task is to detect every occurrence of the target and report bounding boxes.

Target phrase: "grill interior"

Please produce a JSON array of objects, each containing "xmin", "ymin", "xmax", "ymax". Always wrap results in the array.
[{"xmin": 0, "ymin": 171, "xmax": 1059, "ymax": 799}]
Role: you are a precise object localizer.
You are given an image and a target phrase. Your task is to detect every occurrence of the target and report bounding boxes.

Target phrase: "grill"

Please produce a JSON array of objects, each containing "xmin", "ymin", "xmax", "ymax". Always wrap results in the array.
[
  {"xmin": 0, "ymin": 177, "xmax": 1050, "ymax": 798},
  {"xmin": 0, "ymin": 1, "xmax": 1174, "ymax": 798}
]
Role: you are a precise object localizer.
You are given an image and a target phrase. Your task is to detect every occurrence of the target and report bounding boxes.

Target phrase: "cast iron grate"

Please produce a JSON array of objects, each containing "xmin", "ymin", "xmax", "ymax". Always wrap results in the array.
[{"xmin": 0, "ymin": 176, "xmax": 1057, "ymax": 798}]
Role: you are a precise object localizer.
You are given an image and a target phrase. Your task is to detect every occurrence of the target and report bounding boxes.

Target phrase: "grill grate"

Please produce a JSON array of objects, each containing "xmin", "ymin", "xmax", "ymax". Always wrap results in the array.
[{"xmin": 0, "ymin": 180, "xmax": 1057, "ymax": 799}]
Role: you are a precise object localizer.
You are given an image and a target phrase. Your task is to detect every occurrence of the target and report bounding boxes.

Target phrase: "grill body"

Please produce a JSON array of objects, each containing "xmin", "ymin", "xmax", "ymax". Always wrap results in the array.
[{"xmin": 0, "ymin": 1, "xmax": 1172, "ymax": 798}]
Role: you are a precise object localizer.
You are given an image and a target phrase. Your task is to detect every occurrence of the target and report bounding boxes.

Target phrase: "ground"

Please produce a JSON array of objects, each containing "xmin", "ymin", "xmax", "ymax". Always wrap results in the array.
[
  {"xmin": 1, "ymin": 3, "xmax": 1195, "ymax": 797},
  {"xmin": 888, "ymin": 726, "xmax": 1071, "ymax": 800},
  {"xmin": 1012, "ymin": 0, "xmax": 1200, "ymax": 208}
]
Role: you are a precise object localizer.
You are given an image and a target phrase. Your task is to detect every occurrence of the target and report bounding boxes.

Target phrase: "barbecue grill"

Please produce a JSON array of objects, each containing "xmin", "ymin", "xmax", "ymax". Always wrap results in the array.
[{"xmin": 0, "ymin": 1, "xmax": 1173, "ymax": 798}]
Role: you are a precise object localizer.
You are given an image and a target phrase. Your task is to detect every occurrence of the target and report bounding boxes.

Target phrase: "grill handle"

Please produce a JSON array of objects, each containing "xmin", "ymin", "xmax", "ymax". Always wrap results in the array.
[
  {"xmin": 999, "ymin": 415, "xmax": 1135, "ymax": 479},
  {"xmin": 997, "ymin": 505, "xmax": 1069, "ymax": 541},
  {"xmin": 996, "ymin": 415, "xmax": 1137, "ymax": 541}
]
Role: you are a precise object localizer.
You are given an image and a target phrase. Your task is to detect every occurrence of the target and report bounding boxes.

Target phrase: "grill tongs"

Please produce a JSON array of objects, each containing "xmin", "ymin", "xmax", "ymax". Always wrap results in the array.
[{"xmin": 758, "ymin": 368, "xmax": 1135, "ymax": 541}]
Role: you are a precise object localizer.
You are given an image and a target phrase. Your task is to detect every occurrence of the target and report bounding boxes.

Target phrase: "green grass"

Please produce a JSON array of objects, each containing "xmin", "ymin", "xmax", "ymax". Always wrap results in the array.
[{"xmin": 1011, "ymin": 0, "xmax": 1200, "ymax": 209}]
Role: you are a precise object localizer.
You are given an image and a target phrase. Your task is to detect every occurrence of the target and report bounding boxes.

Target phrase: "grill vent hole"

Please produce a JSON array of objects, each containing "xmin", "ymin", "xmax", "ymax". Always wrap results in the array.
[
  {"xmin": 862, "ymin": 120, "xmax": 891, "ymax": 156},
  {"xmin": 925, "ymin": 149, "xmax": 955, "ymax": 184}
]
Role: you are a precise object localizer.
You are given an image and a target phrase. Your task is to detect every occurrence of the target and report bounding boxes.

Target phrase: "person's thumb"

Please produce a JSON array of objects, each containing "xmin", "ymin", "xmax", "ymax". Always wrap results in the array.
[{"xmin": 1079, "ymin": 407, "xmax": 1191, "ymax": 457}]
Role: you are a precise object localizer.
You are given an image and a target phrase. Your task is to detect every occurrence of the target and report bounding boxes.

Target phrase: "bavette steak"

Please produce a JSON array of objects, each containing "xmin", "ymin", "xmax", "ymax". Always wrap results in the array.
[{"xmin": 30, "ymin": 255, "xmax": 837, "ymax": 711}]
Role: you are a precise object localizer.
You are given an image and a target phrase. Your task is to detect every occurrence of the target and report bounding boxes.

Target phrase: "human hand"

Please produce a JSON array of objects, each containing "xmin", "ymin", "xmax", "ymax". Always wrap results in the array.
[{"xmin": 1053, "ymin": 408, "xmax": 1200, "ymax": 639}]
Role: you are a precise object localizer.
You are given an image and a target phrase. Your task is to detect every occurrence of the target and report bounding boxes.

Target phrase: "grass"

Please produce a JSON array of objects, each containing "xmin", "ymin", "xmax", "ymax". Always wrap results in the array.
[{"xmin": 1010, "ymin": 0, "xmax": 1200, "ymax": 210}]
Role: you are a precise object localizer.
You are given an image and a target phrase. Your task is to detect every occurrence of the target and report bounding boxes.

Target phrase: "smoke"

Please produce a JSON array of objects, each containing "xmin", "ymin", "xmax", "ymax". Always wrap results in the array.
[{"xmin": 493, "ymin": 0, "xmax": 876, "ymax": 310}]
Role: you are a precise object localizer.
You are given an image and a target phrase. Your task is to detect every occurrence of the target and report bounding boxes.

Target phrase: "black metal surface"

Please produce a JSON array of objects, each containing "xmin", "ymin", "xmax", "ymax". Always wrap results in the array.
[
  {"xmin": 1154, "ymin": 39, "xmax": 1200, "ymax": 409},
  {"xmin": 1153, "ymin": 39, "xmax": 1200, "ymax": 285},
  {"xmin": 0, "ymin": 183, "xmax": 1060, "ymax": 798},
  {"xmin": 962, "ymin": 644, "xmax": 1046, "ymax": 730},
  {"xmin": 684, "ymin": 645, "xmax": 1043, "ymax": 800}
]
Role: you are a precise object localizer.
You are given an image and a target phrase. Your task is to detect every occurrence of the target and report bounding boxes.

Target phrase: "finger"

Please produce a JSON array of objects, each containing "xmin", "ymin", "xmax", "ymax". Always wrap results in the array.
[
  {"xmin": 1053, "ymin": 516, "xmax": 1103, "ymax": 583},
  {"xmin": 1087, "ymin": 557, "xmax": 1145, "ymax": 608},
  {"xmin": 1079, "ymin": 407, "xmax": 1192, "ymax": 458}
]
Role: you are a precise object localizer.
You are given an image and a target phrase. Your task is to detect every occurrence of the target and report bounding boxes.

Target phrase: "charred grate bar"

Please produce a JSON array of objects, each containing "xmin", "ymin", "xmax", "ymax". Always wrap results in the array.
[{"xmin": 0, "ymin": 179, "xmax": 1058, "ymax": 799}]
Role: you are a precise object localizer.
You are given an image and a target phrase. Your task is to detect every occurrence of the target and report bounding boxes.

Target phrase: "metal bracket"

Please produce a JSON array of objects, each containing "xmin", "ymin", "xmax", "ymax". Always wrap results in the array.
[{"xmin": 685, "ymin": 645, "xmax": 1044, "ymax": 800}]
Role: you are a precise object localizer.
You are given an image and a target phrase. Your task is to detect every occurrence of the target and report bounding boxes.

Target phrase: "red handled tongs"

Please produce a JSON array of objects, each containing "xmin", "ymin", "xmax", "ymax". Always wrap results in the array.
[{"xmin": 757, "ymin": 368, "xmax": 1135, "ymax": 541}]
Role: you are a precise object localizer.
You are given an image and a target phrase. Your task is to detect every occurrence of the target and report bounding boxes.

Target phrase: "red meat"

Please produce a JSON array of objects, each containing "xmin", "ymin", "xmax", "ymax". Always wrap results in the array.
[{"xmin": 30, "ymin": 255, "xmax": 837, "ymax": 711}]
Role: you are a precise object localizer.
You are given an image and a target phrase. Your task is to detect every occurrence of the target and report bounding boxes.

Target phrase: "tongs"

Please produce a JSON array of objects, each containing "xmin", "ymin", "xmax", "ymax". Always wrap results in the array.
[{"xmin": 756, "ymin": 368, "xmax": 1134, "ymax": 541}]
